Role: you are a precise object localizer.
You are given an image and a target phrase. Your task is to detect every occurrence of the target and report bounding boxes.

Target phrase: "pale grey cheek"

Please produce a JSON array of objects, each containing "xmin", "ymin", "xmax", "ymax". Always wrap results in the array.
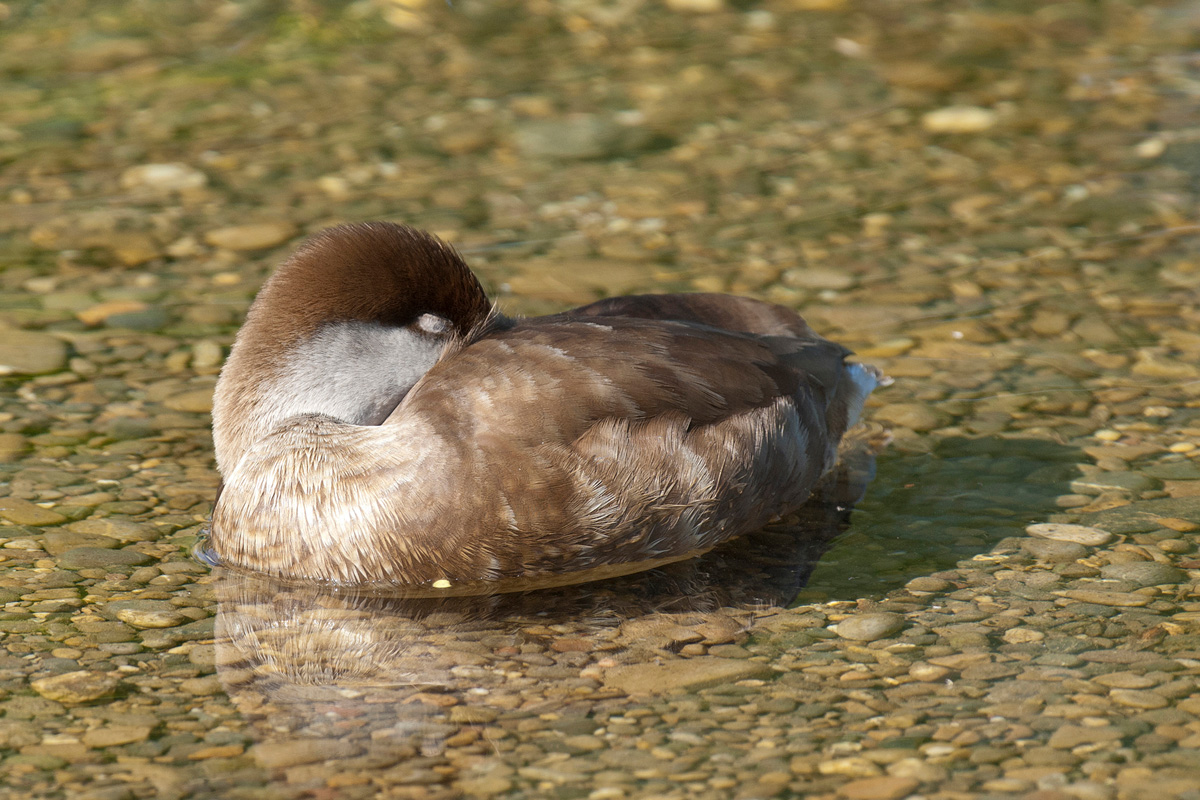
[{"xmin": 269, "ymin": 322, "xmax": 446, "ymax": 426}]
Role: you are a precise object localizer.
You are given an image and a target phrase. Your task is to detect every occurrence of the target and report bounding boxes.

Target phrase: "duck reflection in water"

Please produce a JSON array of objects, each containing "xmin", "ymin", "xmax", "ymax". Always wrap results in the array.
[{"xmin": 208, "ymin": 430, "xmax": 883, "ymax": 751}]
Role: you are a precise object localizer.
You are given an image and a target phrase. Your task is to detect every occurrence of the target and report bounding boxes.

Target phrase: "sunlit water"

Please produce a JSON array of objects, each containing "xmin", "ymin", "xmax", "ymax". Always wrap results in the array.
[{"xmin": 2, "ymin": 1, "xmax": 1200, "ymax": 798}]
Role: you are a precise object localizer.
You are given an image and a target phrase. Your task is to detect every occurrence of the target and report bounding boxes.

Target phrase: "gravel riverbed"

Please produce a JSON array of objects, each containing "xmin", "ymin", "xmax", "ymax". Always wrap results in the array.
[{"xmin": 2, "ymin": 1, "xmax": 1200, "ymax": 798}]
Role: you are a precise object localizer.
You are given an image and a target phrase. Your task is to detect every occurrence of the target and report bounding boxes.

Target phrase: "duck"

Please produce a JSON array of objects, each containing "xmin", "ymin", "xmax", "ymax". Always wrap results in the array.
[{"xmin": 209, "ymin": 221, "xmax": 885, "ymax": 589}]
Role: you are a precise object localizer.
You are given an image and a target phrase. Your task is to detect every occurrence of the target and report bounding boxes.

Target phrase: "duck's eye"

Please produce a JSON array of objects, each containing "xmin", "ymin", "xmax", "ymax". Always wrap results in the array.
[{"xmin": 415, "ymin": 313, "xmax": 450, "ymax": 335}]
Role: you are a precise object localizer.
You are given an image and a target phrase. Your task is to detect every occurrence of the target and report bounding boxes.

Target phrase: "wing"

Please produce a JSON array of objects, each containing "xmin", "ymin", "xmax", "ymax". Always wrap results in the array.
[
  {"xmin": 380, "ymin": 317, "xmax": 872, "ymax": 577},
  {"xmin": 396, "ymin": 316, "xmax": 850, "ymax": 446},
  {"xmin": 561, "ymin": 292, "xmax": 821, "ymax": 338}
]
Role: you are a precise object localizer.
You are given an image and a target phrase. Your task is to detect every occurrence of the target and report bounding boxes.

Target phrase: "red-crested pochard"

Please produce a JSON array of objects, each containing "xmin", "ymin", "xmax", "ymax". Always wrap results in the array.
[{"xmin": 209, "ymin": 222, "xmax": 885, "ymax": 590}]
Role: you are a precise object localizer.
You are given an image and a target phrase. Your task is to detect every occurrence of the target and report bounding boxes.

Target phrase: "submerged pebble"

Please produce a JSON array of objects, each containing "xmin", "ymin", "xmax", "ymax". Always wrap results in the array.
[
  {"xmin": 30, "ymin": 671, "xmax": 119, "ymax": 704},
  {"xmin": 833, "ymin": 612, "xmax": 906, "ymax": 641},
  {"xmin": 1026, "ymin": 523, "xmax": 1114, "ymax": 546}
]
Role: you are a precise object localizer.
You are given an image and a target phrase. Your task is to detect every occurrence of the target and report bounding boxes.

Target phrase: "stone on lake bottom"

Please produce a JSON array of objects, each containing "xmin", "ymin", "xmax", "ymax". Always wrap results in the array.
[
  {"xmin": 1001, "ymin": 627, "xmax": 1045, "ymax": 644},
  {"xmin": 203, "ymin": 222, "xmax": 295, "ymax": 251},
  {"xmin": 1025, "ymin": 523, "xmax": 1113, "ymax": 546},
  {"xmin": 905, "ymin": 576, "xmax": 951, "ymax": 593},
  {"xmin": 664, "ymin": 0, "xmax": 725, "ymax": 11},
  {"xmin": 0, "ymin": 496, "xmax": 68, "ymax": 526},
  {"xmin": 1021, "ymin": 538, "xmax": 1088, "ymax": 562},
  {"xmin": 187, "ymin": 744, "xmax": 245, "ymax": 760},
  {"xmin": 76, "ymin": 300, "xmax": 148, "ymax": 326},
  {"xmin": 82, "ymin": 725, "xmax": 153, "ymax": 748},
  {"xmin": 0, "ymin": 432, "xmax": 28, "ymax": 461},
  {"xmin": 1070, "ymin": 472, "xmax": 1160, "ymax": 495},
  {"xmin": 870, "ymin": 403, "xmax": 950, "ymax": 432},
  {"xmin": 178, "ymin": 676, "xmax": 224, "ymax": 696},
  {"xmin": 449, "ymin": 706, "xmax": 499, "ymax": 724},
  {"xmin": 513, "ymin": 115, "xmax": 625, "ymax": 161},
  {"xmin": 250, "ymin": 738, "xmax": 360, "ymax": 769},
  {"xmin": 839, "ymin": 776, "xmax": 921, "ymax": 800},
  {"xmin": 58, "ymin": 547, "xmax": 154, "ymax": 570},
  {"xmin": 921, "ymin": 105, "xmax": 998, "ymax": 133},
  {"xmin": 1048, "ymin": 725, "xmax": 1122, "ymax": 749},
  {"xmin": 602, "ymin": 657, "xmax": 773, "ymax": 694},
  {"xmin": 1109, "ymin": 689, "xmax": 1169, "ymax": 710},
  {"xmin": 163, "ymin": 389, "xmax": 214, "ymax": 413},
  {"xmin": 456, "ymin": 776, "xmax": 513, "ymax": 796},
  {"xmin": 30, "ymin": 671, "xmax": 119, "ymax": 704},
  {"xmin": 0, "ymin": 329, "xmax": 69, "ymax": 375},
  {"xmin": 1099, "ymin": 562, "xmax": 1185, "ymax": 586},
  {"xmin": 834, "ymin": 612, "xmax": 906, "ymax": 642},
  {"xmin": 67, "ymin": 519, "xmax": 158, "ymax": 542},
  {"xmin": 116, "ymin": 607, "xmax": 190, "ymax": 629},
  {"xmin": 1057, "ymin": 589, "xmax": 1151, "ymax": 607},
  {"xmin": 120, "ymin": 162, "xmax": 207, "ymax": 192},
  {"xmin": 41, "ymin": 531, "xmax": 120, "ymax": 556}
]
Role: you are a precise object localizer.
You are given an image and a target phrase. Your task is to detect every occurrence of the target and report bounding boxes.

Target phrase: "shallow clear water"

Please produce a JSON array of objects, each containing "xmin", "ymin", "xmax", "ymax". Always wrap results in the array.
[{"xmin": 2, "ymin": 1, "xmax": 1200, "ymax": 798}]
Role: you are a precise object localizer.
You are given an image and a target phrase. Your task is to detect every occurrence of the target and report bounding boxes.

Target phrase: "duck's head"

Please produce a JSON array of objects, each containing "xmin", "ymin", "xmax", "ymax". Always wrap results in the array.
[{"xmin": 211, "ymin": 222, "xmax": 494, "ymax": 477}]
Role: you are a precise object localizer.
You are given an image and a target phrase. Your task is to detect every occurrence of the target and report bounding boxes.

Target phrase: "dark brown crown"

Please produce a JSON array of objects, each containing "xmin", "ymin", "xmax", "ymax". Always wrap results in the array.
[{"xmin": 246, "ymin": 222, "xmax": 493, "ymax": 345}]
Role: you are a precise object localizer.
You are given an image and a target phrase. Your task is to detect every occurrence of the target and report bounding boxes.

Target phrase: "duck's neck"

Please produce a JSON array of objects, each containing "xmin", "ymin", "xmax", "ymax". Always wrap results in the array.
[{"xmin": 212, "ymin": 319, "xmax": 446, "ymax": 477}]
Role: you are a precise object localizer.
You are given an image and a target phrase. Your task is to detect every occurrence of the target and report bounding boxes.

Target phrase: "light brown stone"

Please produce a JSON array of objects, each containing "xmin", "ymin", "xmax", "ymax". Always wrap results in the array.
[
  {"xmin": 603, "ymin": 657, "xmax": 773, "ymax": 695},
  {"xmin": 839, "ymin": 776, "xmax": 921, "ymax": 800}
]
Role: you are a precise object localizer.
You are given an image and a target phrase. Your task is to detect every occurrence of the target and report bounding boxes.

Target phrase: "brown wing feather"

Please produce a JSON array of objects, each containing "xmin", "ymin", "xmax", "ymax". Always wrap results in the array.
[{"xmin": 564, "ymin": 292, "xmax": 819, "ymax": 338}]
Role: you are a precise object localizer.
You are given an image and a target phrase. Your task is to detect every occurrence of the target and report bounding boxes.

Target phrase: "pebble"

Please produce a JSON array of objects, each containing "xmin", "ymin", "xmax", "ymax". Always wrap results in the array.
[
  {"xmin": 30, "ymin": 671, "xmax": 119, "ymax": 704},
  {"xmin": 1109, "ymin": 689, "xmax": 1169, "ymax": 710},
  {"xmin": 1093, "ymin": 672, "xmax": 1156, "ymax": 689},
  {"xmin": 0, "ymin": 329, "xmax": 68, "ymax": 375},
  {"xmin": 783, "ymin": 268, "xmax": 858, "ymax": 291},
  {"xmin": 57, "ymin": 547, "xmax": 154, "ymax": 570},
  {"xmin": 41, "ymin": 532, "xmax": 119, "ymax": 556},
  {"xmin": 66, "ymin": 519, "xmax": 158, "ymax": 543},
  {"xmin": 905, "ymin": 576, "xmax": 951, "ymax": 592},
  {"xmin": 178, "ymin": 676, "xmax": 224, "ymax": 696},
  {"xmin": 602, "ymin": 658, "xmax": 773, "ymax": 694},
  {"xmin": 1099, "ymin": 562, "xmax": 1185, "ymax": 586},
  {"xmin": 833, "ymin": 612, "xmax": 905, "ymax": 642},
  {"xmin": 456, "ymin": 776, "xmax": 514, "ymax": 796},
  {"xmin": 192, "ymin": 340, "xmax": 224, "ymax": 370},
  {"xmin": 251, "ymin": 739, "xmax": 360, "ymax": 769},
  {"xmin": 81, "ymin": 725, "xmax": 153, "ymax": 748},
  {"xmin": 77, "ymin": 300, "xmax": 149, "ymax": 327},
  {"xmin": 115, "ymin": 607, "xmax": 190, "ymax": 629},
  {"xmin": 1026, "ymin": 523, "xmax": 1114, "ymax": 546},
  {"xmin": 1070, "ymin": 472, "xmax": 1159, "ymax": 495},
  {"xmin": 513, "ymin": 115, "xmax": 625, "ymax": 160},
  {"xmin": 1048, "ymin": 725, "xmax": 1122, "ymax": 749},
  {"xmin": 664, "ymin": 0, "xmax": 725, "ymax": 11},
  {"xmin": 450, "ymin": 706, "xmax": 499, "ymax": 724},
  {"xmin": 920, "ymin": 105, "xmax": 998, "ymax": 133},
  {"xmin": 1021, "ymin": 538, "xmax": 1088, "ymax": 562},
  {"xmin": 164, "ymin": 390, "xmax": 214, "ymax": 413},
  {"xmin": 0, "ymin": 497, "xmax": 68, "ymax": 526},
  {"xmin": 1001, "ymin": 627, "xmax": 1045, "ymax": 644},
  {"xmin": 120, "ymin": 162, "xmax": 208, "ymax": 192},
  {"xmin": 1057, "ymin": 589, "xmax": 1151, "ymax": 607},
  {"xmin": 0, "ymin": 432, "xmax": 28, "ymax": 461},
  {"xmin": 839, "ymin": 776, "xmax": 921, "ymax": 800},
  {"xmin": 870, "ymin": 403, "xmax": 950, "ymax": 432},
  {"xmin": 203, "ymin": 222, "xmax": 296, "ymax": 251}
]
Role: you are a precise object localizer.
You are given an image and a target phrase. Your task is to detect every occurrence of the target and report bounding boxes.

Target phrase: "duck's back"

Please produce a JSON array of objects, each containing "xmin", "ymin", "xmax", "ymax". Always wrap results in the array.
[
  {"xmin": 565, "ymin": 292, "xmax": 821, "ymax": 338},
  {"xmin": 383, "ymin": 307, "xmax": 877, "ymax": 580}
]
